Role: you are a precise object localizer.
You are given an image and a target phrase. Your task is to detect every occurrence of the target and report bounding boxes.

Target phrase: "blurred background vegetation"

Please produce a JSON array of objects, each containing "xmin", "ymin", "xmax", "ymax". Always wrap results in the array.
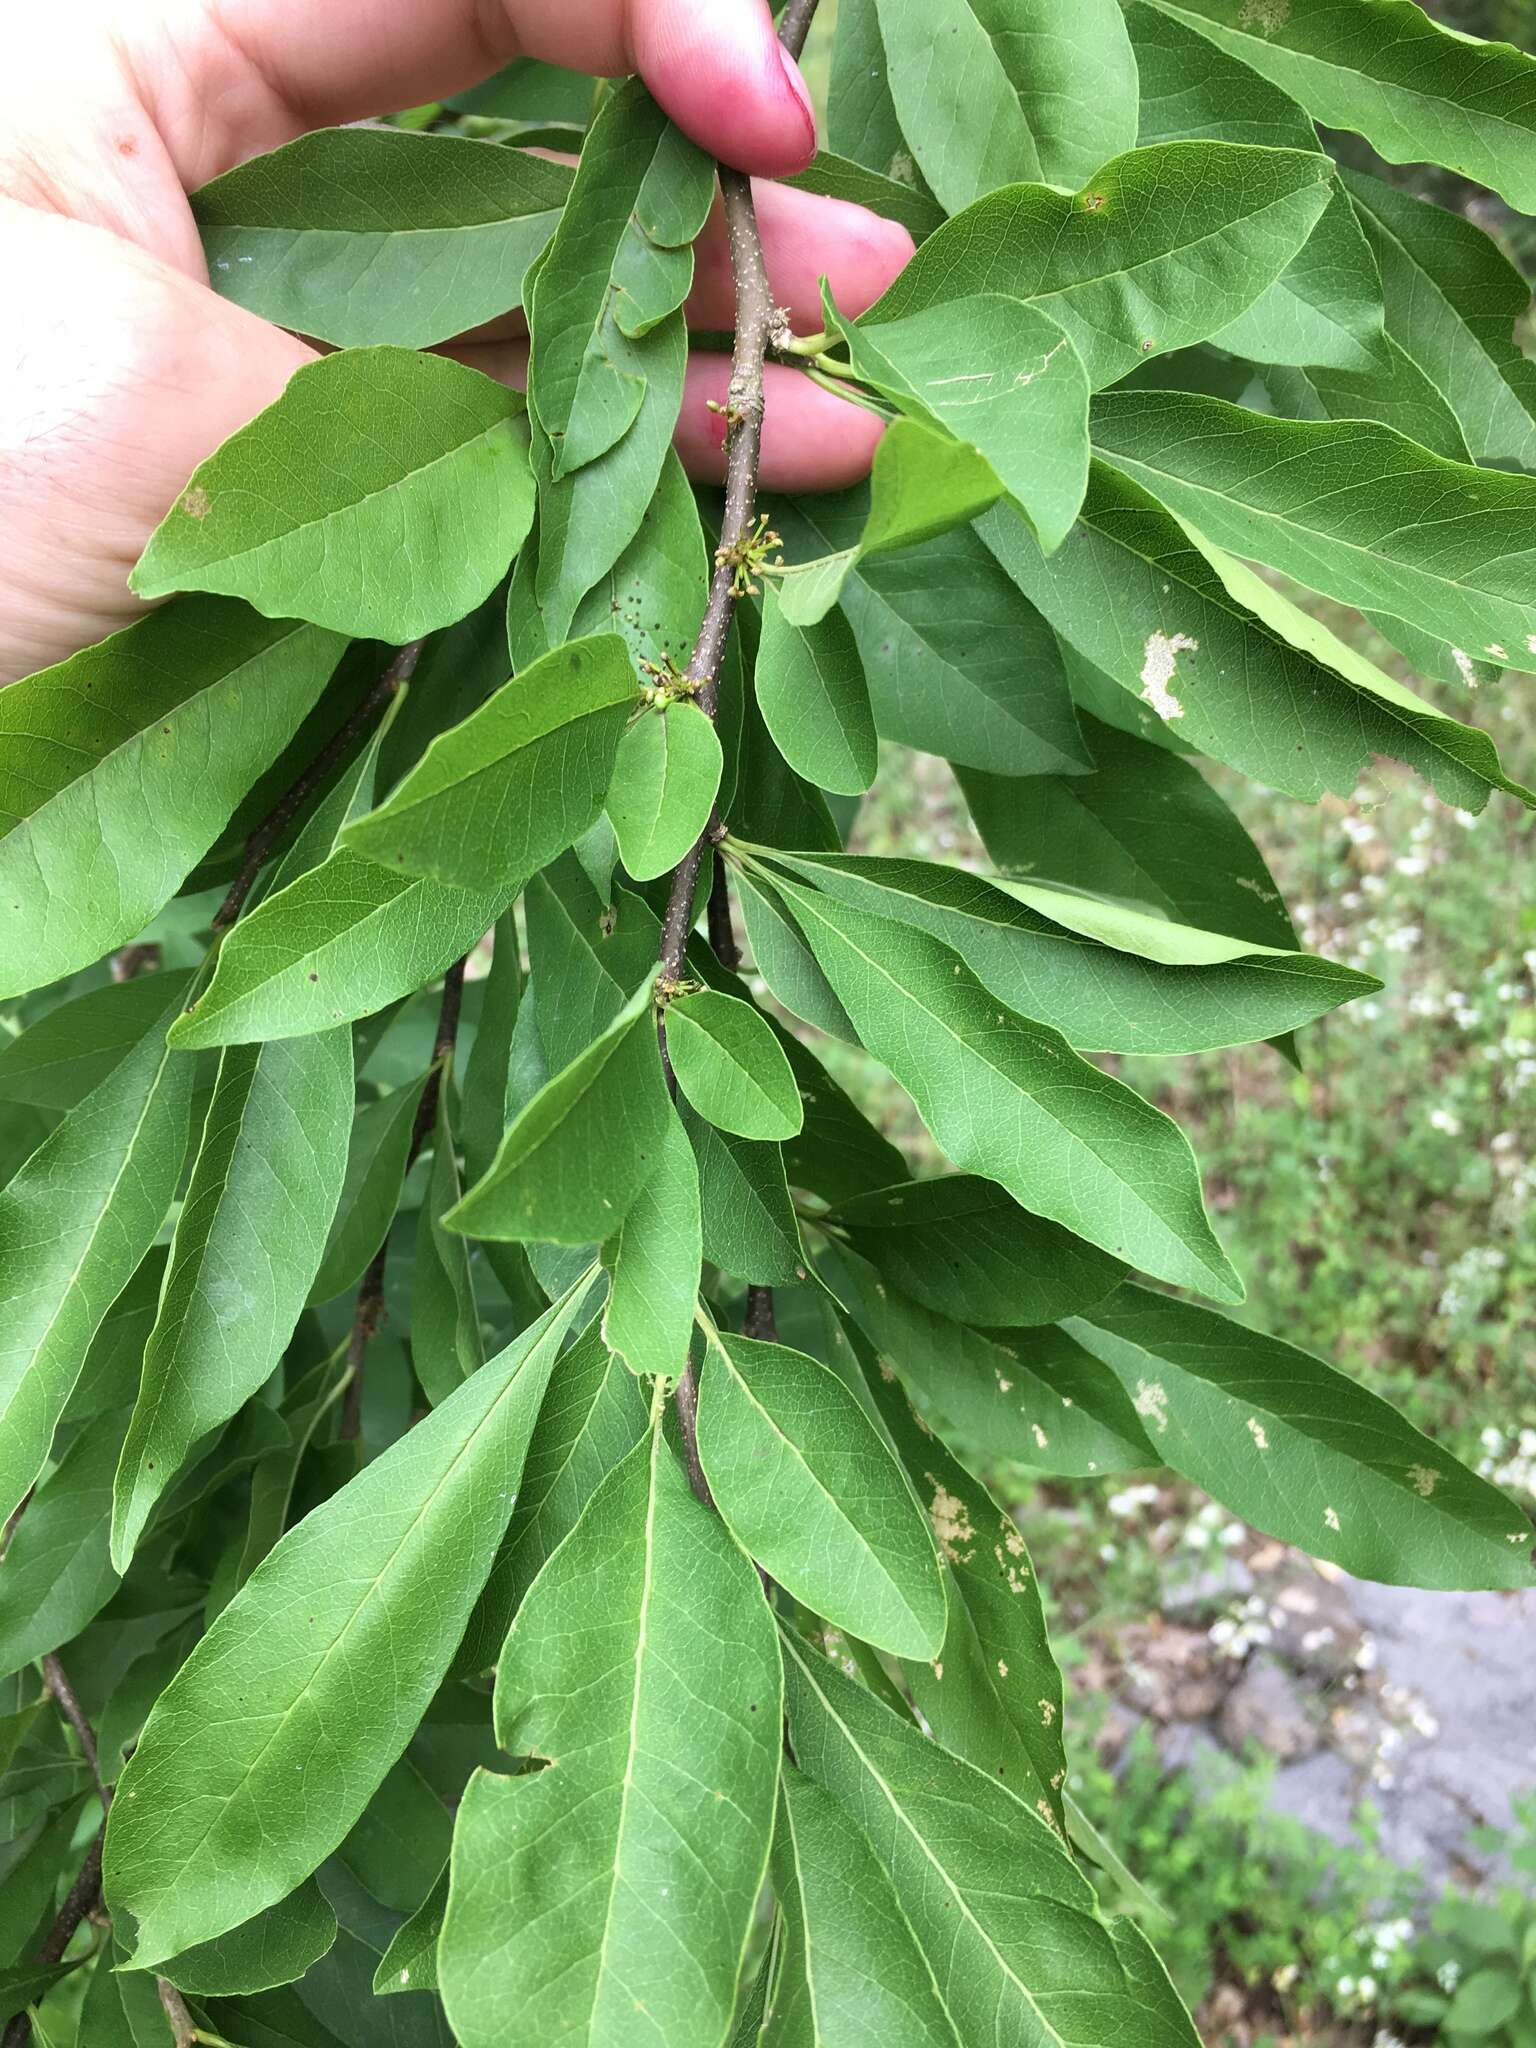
[{"xmin": 797, "ymin": 8, "xmax": 1536, "ymax": 2042}]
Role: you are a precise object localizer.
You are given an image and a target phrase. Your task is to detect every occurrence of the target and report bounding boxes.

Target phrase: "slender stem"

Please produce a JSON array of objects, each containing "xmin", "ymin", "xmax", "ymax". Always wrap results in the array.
[
  {"xmin": 41, "ymin": 1656, "xmax": 108, "ymax": 1813},
  {"xmin": 157, "ymin": 1978, "xmax": 198, "ymax": 2048},
  {"xmin": 707, "ymin": 861, "xmax": 740, "ymax": 970},
  {"xmin": 213, "ymin": 639, "xmax": 422, "ymax": 932},
  {"xmin": 110, "ymin": 943, "xmax": 161, "ymax": 983},
  {"xmin": 338, "ymin": 955, "xmax": 467, "ymax": 1445},
  {"xmin": 656, "ymin": 0, "xmax": 820, "ymax": 1481},
  {"xmin": 743, "ymin": 1286, "xmax": 779, "ymax": 1342}
]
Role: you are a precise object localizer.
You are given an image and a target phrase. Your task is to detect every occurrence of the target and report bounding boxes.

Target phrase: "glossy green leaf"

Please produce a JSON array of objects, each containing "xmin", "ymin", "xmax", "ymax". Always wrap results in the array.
[
  {"xmin": 457, "ymin": 1321, "xmax": 650, "ymax": 1676},
  {"xmin": 0, "ymin": 1000, "xmax": 191, "ymax": 1526},
  {"xmin": 864, "ymin": 1365, "xmax": 1068, "ymax": 1824},
  {"xmin": 161, "ymin": 1881, "xmax": 338, "ymax": 1997},
  {"xmin": 607, "ymin": 701, "xmax": 722, "ymax": 881},
  {"xmin": 374, "ymin": 1863, "xmax": 449, "ymax": 1997},
  {"xmin": 980, "ymin": 481, "xmax": 1528, "ymax": 810},
  {"xmin": 193, "ymin": 127, "xmax": 571, "ymax": 348},
  {"xmin": 1130, "ymin": 4, "xmax": 1388, "ymax": 373},
  {"xmin": 1344, "ymin": 168, "xmax": 1536, "ymax": 471},
  {"xmin": 829, "ymin": 1175, "xmax": 1124, "ymax": 1328},
  {"xmin": 101, "ymin": 1286, "xmax": 591, "ymax": 1967},
  {"xmin": 827, "ymin": 0, "xmax": 911, "ymax": 182},
  {"xmin": 558, "ymin": 449, "xmax": 710, "ymax": 674},
  {"xmin": 782, "ymin": 1632, "xmax": 1201, "ymax": 2047},
  {"xmin": 1144, "ymin": 0, "xmax": 1536, "ymax": 213},
  {"xmin": 699, "ymin": 1331, "xmax": 945, "ymax": 1658},
  {"xmin": 1066, "ymin": 1285, "xmax": 1536, "ymax": 1590},
  {"xmin": 734, "ymin": 871, "xmax": 857, "ymax": 1044},
  {"xmin": 775, "ymin": 420, "xmax": 1003, "ymax": 627},
  {"xmin": 0, "ymin": 602, "xmax": 342, "ymax": 999},
  {"xmin": 438, "ymin": 1417, "xmax": 782, "ymax": 2048},
  {"xmin": 526, "ymin": 80, "xmax": 713, "ymax": 479},
  {"xmin": 865, "ymin": 142, "xmax": 1332, "ymax": 389},
  {"xmin": 832, "ymin": 1245, "xmax": 1158, "ymax": 1477},
  {"xmin": 1262, "ymin": 341, "xmax": 1473, "ymax": 464},
  {"xmin": 342, "ymin": 634, "xmax": 635, "ymax": 892},
  {"xmin": 0, "ymin": 1405, "xmax": 124, "ymax": 1680},
  {"xmin": 133, "ymin": 349, "xmax": 534, "ymax": 641},
  {"xmin": 757, "ymin": 848, "xmax": 1376, "ymax": 1054},
  {"xmin": 783, "ymin": 152, "xmax": 945, "ymax": 243},
  {"xmin": 769, "ymin": 1764, "xmax": 962, "ymax": 2048},
  {"xmin": 756, "ymin": 590, "xmax": 877, "ymax": 798},
  {"xmin": 1091, "ymin": 388, "xmax": 1536, "ymax": 677},
  {"xmin": 831, "ymin": 293, "xmax": 1090, "ymax": 554},
  {"xmin": 771, "ymin": 494, "xmax": 1090, "ymax": 776},
  {"xmin": 111, "ymin": 1027, "xmax": 353, "ymax": 1567},
  {"xmin": 874, "ymin": 0, "xmax": 1137, "ymax": 209},
  {"xmin": 666, "ymin": 989, "xmax": 803, "ymax": 1141},
  {"xmin": 310, "ymin": 1072, "xmax": 430, "ymax": 1304},
  {"xmin": 447, "ymin": 976, "xmax": 668, "ymax": 1244},
  {"xmin": 684, "ymin": 1110, "xmax": 809, "ymax": 1287},
  {"xmin": 600, "ymin": 1108, "xmax": 701, "ymax": 1377},
  {"xmin": 412, "ymin": 1087, "xmax": 484, "ymax": 1406},
  {"xmin": 0, "ymin": 973, "xmax": 193, "ymax": 1109},
  {"xmin": 775, "ymin": 880, "xmax": 1242, "ymax": 1301}
]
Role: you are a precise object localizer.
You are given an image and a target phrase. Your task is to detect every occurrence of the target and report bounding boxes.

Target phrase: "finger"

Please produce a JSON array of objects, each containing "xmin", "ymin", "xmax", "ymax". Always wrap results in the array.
[
  {"xmin": 689, "ymin": 180, "xmax": 915, "ymax": 332},
  {"xmin": 448, "ymin": 340, "xmax": 886, "ymax": 494},
  {"xmin": 132, "ymin": 0, "xmax": 814, "ymax": 190}
]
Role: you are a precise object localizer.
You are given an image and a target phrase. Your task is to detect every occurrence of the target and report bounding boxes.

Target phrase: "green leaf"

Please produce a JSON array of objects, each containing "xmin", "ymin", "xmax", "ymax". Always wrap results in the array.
[
  {"xmin": 775, "ymin": 420, "xmax": 1003, "ymax": 627},
  {"xmin": 132, "ymin": 349, "xmax": 535, "ymax": 642},
  {"xmin": 337, "ymin": 1758, "xmax": 452, "ymax": 1915},
  {"xmin": 1066, "ymin": 1285, "xmax": 1536, "ymax": 1590},
  {"xmin": 770, "ymin": 1764, "xmax": 964, "ymax": 2047},
  {"xmin": 734, "ymin": 871, "xmax": 857, "ymax": 1044},
  {"xmin": 0, "ymin": 1405, "xmax": 124, "ymax": 1680},
  {"xmin": 873, "ymin": 0, "xmax": 1138, "ymax": 209},
  {"xmin": 0, "ymin": 999, "xmax": 191, "ymax": 1526},
  {"xmin": 456, "ymin": 1321, "xmax": 650, "ymax": 1676},
  {"xmin": 1090, "ymin": 388, "xmax": 1536, "ymax": 678},
  {"xmin": 1445, "ymin": 1967, "xmax": 1524, "ymax": 2035},
  {"xmin": 1344, "ymin": 167, "xmax": 1536, "ymax": 471},
  {"xmin": 1262, "ymin": 342, "xmax": 1474, "ymax": 464},
  {"xmin": 828, "ymin": 1175, "xmax": 1124, "ymax": 1327},
  {"xmin": 684, "ymin": 1111, "xmax": 809, "ymax": 1287},
  {"xmin": 412, "ymin": 1088, "xmax": 484, "ymax": 1406},
  {"xmin": 1130, "ymin": 4, "xmax": 1388, "ymax": 374},
  {"xmin": 373, "ymin": 1863, "xmax": 448, "ymax": 1997},
  {"xmin": 830, "ymin": 292, "xmax": 1091, "ymax": 555},
  {"xmin": 0, "ymin": 602, "xmax": 342, "ymax": 999},
  {"xmin": 756, "ymin": 590, "xmax": 877, "ymax": 799},
  {"xmin": 559, "ymin": 449, "xmax": 710, "ymax": 675},
  {"xmin": 699, "ymin": 1332, "xmax": 947, "ymax": 1659},
  {"xmin": 526, "ymin": 80, "xmax": 713, "ymax": 480},
  {"xmin": 438, "ymin": 1417, "xmax": 782, "ymax": 2048},
  {"xmin": 111, "ymin": 1027, "xmax": 354, "ymax": 1568},
  {"xmin": 666, "ymin": 989, "xmax": 804, "ymax": 1142},
  {"xmin": 310, "ymin": 1072, "xmax": 430, "ymax": 1304},
  {"xmin": 774, "ymin": 879, "xmax": 1242, "ymax": 1301},
  {"xmin": 192, "ymin": 127, "xmax": 571, "ymax": 349},
  {"xmin": 782, "ymin": 1632, "xmax": 1201, "ymax": 2046},
  {"xmin": 756, "ymin": 848, "xmax": 1375, "ymax": 1054},
  {"xmin": 101, "ymin": 1286, "xmax": 592, "ymax": 1966},
  {"xmin": 864, "ymin": 142, "xmax": 1332, "ymax": 390},
  {"xmin": 161, "ymin": 1882, "xmax": 338, "ymax": 1997},
  {"xmin": 770, "ymin": 495, "xmax": 1089, "ymax": 776},
  {"xmin": 827, "ymin": 0, "xmax": 912, "ymax": 182},
  {"xmin": 783, "ymin": 152, "xmax": 945, "ymax": 242},
  {"xmin": 600, "ymin": 1108, "xmax": 701, "ymax": 1378},
  {"xmin": 342, "ymin": 634, "xmax": 636, "ymax": 892},
  {"xmin": 447, "ymin": 976, "xmax": 669, "ymax": 1245},
  {"xmin": 864, "ymin": 1365, "xmax": 1068, "ymax": 1823},
  {"xmin": 776, "ymin": 1034, "xmax": 909, "ymax": 1211},
  {"xmin": 979, "ymin": 483, "xmax": 1528, "ymax": 809},
  {"xmin": 960, "ymin": 711, "xmax": 1295, "ymax": 950},
  {"xmin": 832, "ymin": 1246, "xmax": 1158, "ymax": 1477},
  {"xmin": 0, "ymin": 973, "xmax": 193, "ymax": 1109},
  {"xmin": 1144, "ymin": 0, "xmax": 1536, "ymax": 214},
  {"xmin": 607, "ymin": 701, "xmax": 722, "ymax": 881}
]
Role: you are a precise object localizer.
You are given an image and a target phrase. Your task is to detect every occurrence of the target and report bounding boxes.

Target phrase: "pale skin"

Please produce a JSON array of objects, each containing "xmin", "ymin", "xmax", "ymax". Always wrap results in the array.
[{"xmin": 0, "ymin": 0, "xmax": 914, "ymax": 683}]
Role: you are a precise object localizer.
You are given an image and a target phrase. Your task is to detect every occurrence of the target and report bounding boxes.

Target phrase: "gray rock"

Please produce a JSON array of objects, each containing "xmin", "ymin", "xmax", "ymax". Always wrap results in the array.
[
  {"xmin": 1267, "ymin": 1749, "xmax": 1359, "ymax": 1850},
  {"xmin": 1219, "ymin": 1652, "xmax": 1320, "ymax": 1762}
]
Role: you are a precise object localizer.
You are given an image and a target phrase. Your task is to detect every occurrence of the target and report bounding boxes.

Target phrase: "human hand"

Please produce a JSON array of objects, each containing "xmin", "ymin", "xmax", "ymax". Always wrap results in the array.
[{"xmin": 0, "ymin": 0, "xmax": 913, "ymax": 682}]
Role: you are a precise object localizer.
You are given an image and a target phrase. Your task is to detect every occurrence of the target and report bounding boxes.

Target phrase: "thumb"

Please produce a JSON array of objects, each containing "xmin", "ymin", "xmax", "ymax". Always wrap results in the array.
[{"xmin": 625, "ymin": 0, "xmax": 817, "ymax": 177}]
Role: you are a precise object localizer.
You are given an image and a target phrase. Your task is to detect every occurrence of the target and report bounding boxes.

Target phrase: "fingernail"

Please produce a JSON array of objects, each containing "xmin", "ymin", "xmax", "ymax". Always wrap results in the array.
[{"xmin": 776, "ymin": 44, "xmax": 818, "ymax": 163}]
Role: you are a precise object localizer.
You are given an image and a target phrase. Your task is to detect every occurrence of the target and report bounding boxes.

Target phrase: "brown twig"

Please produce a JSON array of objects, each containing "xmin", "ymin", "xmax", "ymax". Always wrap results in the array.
[
  {"xmin": 157, "ymin": 1978, "xmax": 199, "ymax": 2048},
  {"xmin": 656, "ymin": 2, "xmax": 819, "ymax": 1494},
  {"xmin": 743, "ymin": 1286, "xmax": 780, "ymax": 1342},
  {"xmin": 707, "ymin": 860, "xmax": 740, "ymax": 969},
  {"xmin": 110, "ymin": 943, "xmax": 161, "ymax": 983},
  {"xmin": 41, "ymin": 1656, "xmax": 108, "ymax": 1812},
  {"xmin": 338, "ymin": 955, "xmax": 468, "ymax": 1443},
  {"xmin": 212, "ymin": 639, "xmax": 423, "ymax": 932}
]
